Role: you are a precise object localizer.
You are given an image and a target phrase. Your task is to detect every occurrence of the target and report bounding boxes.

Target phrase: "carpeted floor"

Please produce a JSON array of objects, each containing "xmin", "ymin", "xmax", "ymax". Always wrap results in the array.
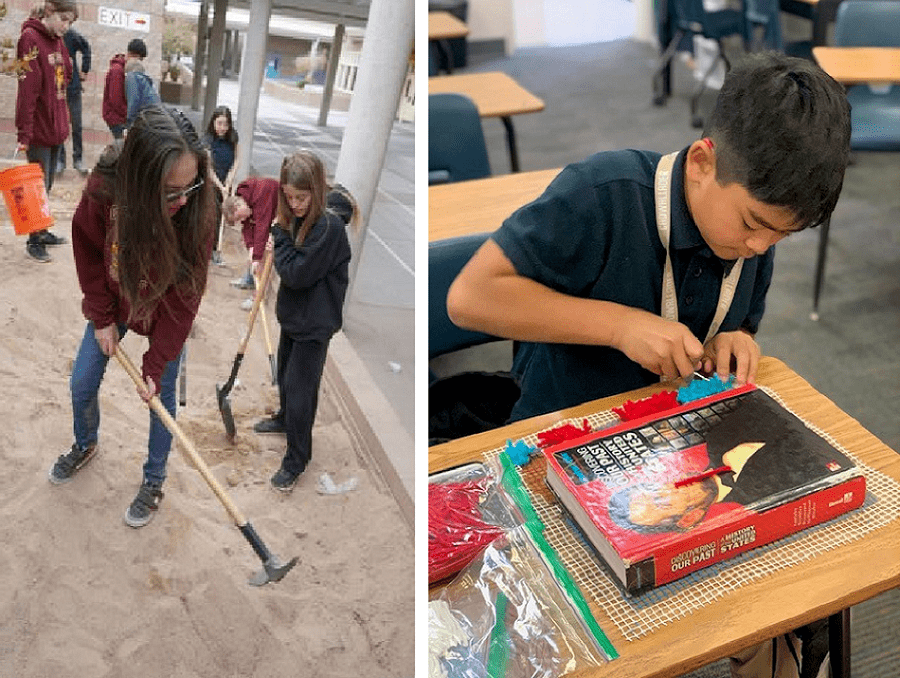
[{"xmin": 432, "ymin": 28, "xmax": 900, "ymax": 678}]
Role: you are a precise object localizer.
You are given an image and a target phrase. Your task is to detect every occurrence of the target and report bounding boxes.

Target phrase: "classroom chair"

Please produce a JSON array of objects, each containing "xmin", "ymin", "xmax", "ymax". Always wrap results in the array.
[
  {"xmin": 429, "ymin": 233, "xmax": 518, "ymax": 443},
  {"xmin": 428, "ymin": 93, "xmax": 492, "ymax": 185},
  {"xmin": 429, "ymin": 233, "xmax": 500, "ymax": 367},
  {"xmin": 652, "ymin": 0, "xmax": 746, "ymax": 128},
  {"xmin": 812, "ymin": 0, "xmax": 900, "ymax": 318}
]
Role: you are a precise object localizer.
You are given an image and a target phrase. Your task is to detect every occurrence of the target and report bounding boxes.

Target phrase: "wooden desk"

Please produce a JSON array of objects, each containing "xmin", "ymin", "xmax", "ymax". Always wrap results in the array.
[
  {"xmin": 428, "ymin": 11, "xmax": 468, "ymax": 75},
  {"xmin": 813, "ymin": 46, "xmax": 900, "ymax": 84},
  {"xmin": 429, "ymin": 71, "xmax": 546, "ymax": 172},
  {"xmin": 428, "ymin": 168, "xmax": 560, "ymax": 241},
  {"xmin": 428, "ymin": 11, "xmax": 469, "ymax": 40},
  {"xmin": 429, "ymin": 357, "xmax": 900, "ymax": 678}
]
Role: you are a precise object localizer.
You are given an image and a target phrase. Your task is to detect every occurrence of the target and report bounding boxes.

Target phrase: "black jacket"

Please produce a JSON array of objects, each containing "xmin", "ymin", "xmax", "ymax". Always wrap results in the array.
[
  {"xmin": 63, "ymin": 28, "xmax": 91, "ymax": 95},
  {"xmin": 271, "ymin": 189, "xmax": 353, "ymax": 341}
]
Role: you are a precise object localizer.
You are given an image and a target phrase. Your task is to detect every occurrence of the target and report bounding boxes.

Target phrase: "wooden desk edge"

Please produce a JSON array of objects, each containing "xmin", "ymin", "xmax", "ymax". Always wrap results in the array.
[{"xmin": 428, "ymin": 356, "xmax": 900, "ymax": 677}]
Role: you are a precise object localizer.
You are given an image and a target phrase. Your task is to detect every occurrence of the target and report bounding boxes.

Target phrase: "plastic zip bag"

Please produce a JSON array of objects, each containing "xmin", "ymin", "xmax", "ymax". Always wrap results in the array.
[{"xmin": 428, "ymin": 526, "xmax": 609, "ymax": 678}]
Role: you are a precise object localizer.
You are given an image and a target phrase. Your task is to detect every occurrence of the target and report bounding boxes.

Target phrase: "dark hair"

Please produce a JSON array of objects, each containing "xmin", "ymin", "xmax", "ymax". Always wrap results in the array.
[
  {"xmin": 703, "ymin": 51, "xmax": 851, "ymax": 231},
  {"xmin": 36, "ymin": 0, "xmax": 78, "ymax": 19},
  {"xmin": 277, "ymin": 151, "xmax": 328, "ymax": 244},
  {"xmin": 102, "ymin": 105, "xmax": 215, "ymax": 323},
  {"xmin": 205, "ymin": 105, "xmax": 238, "ymax": 145},
  {"xmin": 127, "ymin": 38, "xmax": 147, "ymax": 58}
]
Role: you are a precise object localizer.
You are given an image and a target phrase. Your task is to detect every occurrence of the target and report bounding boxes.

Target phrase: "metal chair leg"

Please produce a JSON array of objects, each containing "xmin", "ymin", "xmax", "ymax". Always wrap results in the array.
[
  {"xmin": 828, "ymin": 609, "xmax": 851, "ymax": 678},
  {"xmin": 811, "ymin": 216, "xmax": 831, "ymax": 321}
]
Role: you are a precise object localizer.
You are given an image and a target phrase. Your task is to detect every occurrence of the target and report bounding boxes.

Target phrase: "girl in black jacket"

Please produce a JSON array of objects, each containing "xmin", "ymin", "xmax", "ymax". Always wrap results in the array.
[{"xmin": 255, "ymin": 151, "xmax": 357, "ymax": 492}]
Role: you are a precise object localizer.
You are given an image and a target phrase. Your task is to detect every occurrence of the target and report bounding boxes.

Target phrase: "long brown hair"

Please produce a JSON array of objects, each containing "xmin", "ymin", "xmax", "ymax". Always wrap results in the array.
[
  {"xmin": 106, "ymin": 106, "xmax": 216, "ymax": 323},
  {"xmin": 277, "ymin": 151, "xmax": 328, "ymax": 244}
]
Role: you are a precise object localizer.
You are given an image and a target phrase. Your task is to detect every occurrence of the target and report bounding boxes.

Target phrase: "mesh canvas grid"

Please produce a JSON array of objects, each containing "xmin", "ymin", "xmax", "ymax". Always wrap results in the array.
[{"xmin": 482, "ymin": 386, "xmax": 900, "ymax": 642}]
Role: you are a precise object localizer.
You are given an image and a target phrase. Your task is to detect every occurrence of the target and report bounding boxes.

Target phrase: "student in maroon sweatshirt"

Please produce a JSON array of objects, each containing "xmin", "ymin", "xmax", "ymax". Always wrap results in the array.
[
  {"xmin": 15, "ymin": 0, "xmax": 76, "ymax": 263},
  {"xmin": 222, "ymin": 176, "xmax": 280, "ymax": 297},
  {"xmin": 102, "ymin": 38, "xmax": 147, "ymax": 140},
  {"xmin": 47, "ymin": 105, "xmax": 216, "ymax": 529}
]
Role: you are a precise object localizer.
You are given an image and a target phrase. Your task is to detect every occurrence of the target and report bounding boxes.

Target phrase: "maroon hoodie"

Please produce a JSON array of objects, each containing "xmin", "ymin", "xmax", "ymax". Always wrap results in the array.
[
  {"xmin": 72, "ymin": 172, "xmax": 213, "ymax": 391},
  {"xmin": 102, "ymin": 54, "xmax": 127, "ymax": 126},
  {"xmin": 15, "ymin": 17, "xmax": 72, "ymax": 148},
  {"xmin": 235, "ymin": 177, "xmax": 281, "ymax": 262}
]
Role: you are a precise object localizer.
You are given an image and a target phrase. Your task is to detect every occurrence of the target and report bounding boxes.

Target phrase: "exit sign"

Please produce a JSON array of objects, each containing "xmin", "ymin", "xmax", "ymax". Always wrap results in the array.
[{"xmin": 98, "ymin": 6, "xmax": 151, "ymax": 33}]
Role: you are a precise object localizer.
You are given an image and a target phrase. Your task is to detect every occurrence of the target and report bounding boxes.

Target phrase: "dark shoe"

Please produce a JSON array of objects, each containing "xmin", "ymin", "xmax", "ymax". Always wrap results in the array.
[
  {"xmin": 26, "ymin": 241, "xmax": 51, "ymax": 262},
  {"xmin": 211, "ymin": 250, "xmax": 226, "ymax": 266},
  {"xmin": 49, "ymin": 444, "xmax": 97, "ymax": 484},
  {"xmin": 73, "ymin": 159, "xmax": 88, "ymax": 176},
  {"xmin": 271, "ymin": 467, "xmax": 301, "ymax": 493},
  {"xmin": 37, "ymin": 230, "xmax": 67, "ymax": 246},
  {"xmin": 124, "ymin": 481, "xmax": 164, "ymax": 528},
  {"xmin": 230, "ymin": 274, "xmax": 255, "ymax": 290},
  {"xmin": 253, "ymin": 415, "xmax": 285, "ymax": 434}
]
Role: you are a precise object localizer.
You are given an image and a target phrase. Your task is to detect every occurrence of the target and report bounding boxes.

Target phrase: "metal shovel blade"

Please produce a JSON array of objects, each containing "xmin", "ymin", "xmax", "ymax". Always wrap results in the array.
[
  {"xmin": 248, "ymin": 555, "xmax": 299, "ymax": 586},
  {"xmin": 215, "ymin": 382, "xmax": 236, "ymax": 441}
]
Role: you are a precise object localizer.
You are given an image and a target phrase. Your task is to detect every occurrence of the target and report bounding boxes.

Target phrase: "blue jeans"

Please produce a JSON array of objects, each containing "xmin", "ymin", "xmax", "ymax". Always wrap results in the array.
[
  {"xmin": 71, "ymin": 322, "xmax": 182, "ymax": 485},
  {"xmin": 25, "ymin": 145, "xmax": 60, "ymax": 246}
]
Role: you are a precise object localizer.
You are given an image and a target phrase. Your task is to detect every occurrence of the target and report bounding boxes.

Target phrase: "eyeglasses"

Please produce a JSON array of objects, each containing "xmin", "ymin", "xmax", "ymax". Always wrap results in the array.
[{"xmin": 165, "ymin": 177, "xmax": 204, "ymax": 203}]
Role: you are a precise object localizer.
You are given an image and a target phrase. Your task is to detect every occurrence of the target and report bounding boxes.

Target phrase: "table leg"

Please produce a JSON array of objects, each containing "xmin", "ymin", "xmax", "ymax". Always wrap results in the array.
[
  {"xmin": 811, "ymin": 215, "xmax": 830, "ymax": 320},
  {"xmin": 812, "ymin": 0, "xmax": 843, "ymax": 45},
  {"xmin": 501, "ymin": 116, "xmax": 520, "ymax": 173},
  {"xmin": 829, "ymin": 609, "xmax": 851, "ymax": 678}
]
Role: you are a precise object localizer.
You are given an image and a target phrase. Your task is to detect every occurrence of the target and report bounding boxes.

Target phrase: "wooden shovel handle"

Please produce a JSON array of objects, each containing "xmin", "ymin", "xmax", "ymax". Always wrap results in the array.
[
  {"xmin": 237, "ymin": 249, "xmax": 276, "ymax": 354},
  {"xmin": 114, "ymin": 347, "xmax": 248, "ymax": 527}
]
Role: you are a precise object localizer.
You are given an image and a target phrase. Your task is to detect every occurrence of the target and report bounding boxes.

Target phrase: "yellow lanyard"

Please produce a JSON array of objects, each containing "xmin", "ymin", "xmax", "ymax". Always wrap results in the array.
[{"xmin": 654, "ymin": 152, "xmax": 743, "ymax": 345}]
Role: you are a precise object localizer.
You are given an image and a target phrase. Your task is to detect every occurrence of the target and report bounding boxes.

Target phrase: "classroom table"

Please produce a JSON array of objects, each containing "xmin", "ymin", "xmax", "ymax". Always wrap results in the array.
[
  {"xmin": 428, "ymin": 11, "xmax": 469, "ymax": 75},
  {"xmin": 429, "ymin": 356, "xmax": 900, "ymax": 678},
  {"xmin": 428, "ymin": 10, "xmax": 469, "ymax": 40},
  {"xmin": 428, "ymin": 167, "xmax": 560, "ymax": 241},
  {"xmin": 428, "ymin": 71, "xmax": 546, "ymax": 173},
  {"xmin": 812, "ymin": 46, "xmax": 900, "ymax": 84}
]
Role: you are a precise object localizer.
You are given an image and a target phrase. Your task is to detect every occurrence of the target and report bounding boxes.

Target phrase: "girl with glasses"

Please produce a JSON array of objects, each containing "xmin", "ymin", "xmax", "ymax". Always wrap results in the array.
[
  {"xmin": 48, "ymin": 105, "xmax": 216, "ymax": 529},
  {"xmin": 252, "ymin": 151, "xmax": 359, "ymax": 493}
]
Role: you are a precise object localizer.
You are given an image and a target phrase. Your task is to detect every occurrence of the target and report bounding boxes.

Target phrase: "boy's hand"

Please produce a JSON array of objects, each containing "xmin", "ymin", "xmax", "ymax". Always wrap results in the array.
[
  {"xmin": 614, "ymin": 309, "xmax": 704, "ymax": 382},
  {"xmin": 702, "ymin": 330, "xmax": 760, "ymax": 386}
]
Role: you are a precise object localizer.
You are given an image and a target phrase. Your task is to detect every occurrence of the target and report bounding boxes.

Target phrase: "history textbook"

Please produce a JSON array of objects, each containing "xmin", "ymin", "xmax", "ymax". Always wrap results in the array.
[{"xmin": 544, "ymin": 385, "xmax": 866, "ymax": 594}]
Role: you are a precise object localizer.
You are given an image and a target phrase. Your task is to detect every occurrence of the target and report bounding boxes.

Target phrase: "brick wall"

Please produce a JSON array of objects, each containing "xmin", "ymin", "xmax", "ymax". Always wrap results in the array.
[{"xmin": 0, "ymin": 0, "xmax": 165, "ymax": 168}]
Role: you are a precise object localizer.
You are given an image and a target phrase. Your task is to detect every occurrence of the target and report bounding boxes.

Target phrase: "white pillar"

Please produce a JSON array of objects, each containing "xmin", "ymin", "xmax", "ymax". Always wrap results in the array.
[
  {"xmin": 334, "ymin": 0, "xmax": 414, "ymax": 291},
  {"xmin": 318, "ymin": 23, "xmax": 345, "ymax": 126},
  {"xmin": 234, "ymin": 0, "xmax": 272, "ymax": 184}
]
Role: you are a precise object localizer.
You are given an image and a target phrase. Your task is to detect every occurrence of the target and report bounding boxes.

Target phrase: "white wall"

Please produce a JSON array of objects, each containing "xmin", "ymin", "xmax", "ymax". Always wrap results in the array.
[
  {"xmin": 466, "ymin": 0, "xmax": 654, "ymax": 51},
  {"xmin": 468, "ymin": 0, "xmax": 517, "ymax": 53}
]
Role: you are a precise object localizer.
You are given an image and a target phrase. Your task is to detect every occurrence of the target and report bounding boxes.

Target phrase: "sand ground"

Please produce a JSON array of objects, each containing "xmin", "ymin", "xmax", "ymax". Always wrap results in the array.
[{"xmin": 0, "ymin": 167, "xmax": 414, "ymax": 678}]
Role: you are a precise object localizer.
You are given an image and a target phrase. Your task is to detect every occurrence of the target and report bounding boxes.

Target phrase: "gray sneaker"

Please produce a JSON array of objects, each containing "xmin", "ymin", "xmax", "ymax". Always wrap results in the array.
[
  {"xmin": 49, "ymin": 444, "xmax": 98, "ymax": 484},
  {"xmin": 124, "ymin": 481, "xmax": 164, "ymax": 528}
]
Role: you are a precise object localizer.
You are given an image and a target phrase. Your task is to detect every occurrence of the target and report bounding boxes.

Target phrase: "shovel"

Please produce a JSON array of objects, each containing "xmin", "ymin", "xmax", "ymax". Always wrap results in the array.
[
  {"xmin": 254, "ymin": 272, "xmax": 278, "ymax": 385},
  {"xmin": 114, "ymin": 346, "xmax": 298, "ymax": 586},
  {"xmin": 216, "ymin": 249, "xmax": 275, "ymax": 441}
]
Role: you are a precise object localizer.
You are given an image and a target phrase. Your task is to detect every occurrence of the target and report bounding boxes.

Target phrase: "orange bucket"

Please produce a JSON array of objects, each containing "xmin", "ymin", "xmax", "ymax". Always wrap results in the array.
[{"xmin": 0, "ymin": 163, "xmax": 53, "ymax": 235}]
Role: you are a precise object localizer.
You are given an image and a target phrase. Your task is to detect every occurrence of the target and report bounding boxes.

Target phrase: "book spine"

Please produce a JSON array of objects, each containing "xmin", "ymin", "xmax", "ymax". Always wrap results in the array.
[{"xmin": 643, "ymin": 474, "xmax": 866, "ymax": 589}]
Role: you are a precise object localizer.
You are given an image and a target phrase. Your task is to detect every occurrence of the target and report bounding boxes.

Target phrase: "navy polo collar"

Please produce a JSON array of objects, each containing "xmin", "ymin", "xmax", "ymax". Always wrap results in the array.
[{"xmin": 667, "ymin": 147, "xmax": 706, "ymax": 252}]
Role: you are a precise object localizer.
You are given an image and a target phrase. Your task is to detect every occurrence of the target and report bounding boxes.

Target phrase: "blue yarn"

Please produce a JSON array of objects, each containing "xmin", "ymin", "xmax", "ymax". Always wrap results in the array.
[
  {"xmin": 504, "ymin": 438, "xmax": 537, "ymax": 466},
  {"xmin": 677, "ymin": 374, "xmax": 735, "ymax": 404}
]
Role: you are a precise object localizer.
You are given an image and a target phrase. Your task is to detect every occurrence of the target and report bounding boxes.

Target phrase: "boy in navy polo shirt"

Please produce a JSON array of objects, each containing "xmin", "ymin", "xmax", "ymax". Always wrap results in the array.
[
  {"xmin": 447, "ymin": 51, "xmax": 850, "ymax": 678},
  {"xmin": 448, "ymin": 52, "xmax": 850, "ymax": 422}
]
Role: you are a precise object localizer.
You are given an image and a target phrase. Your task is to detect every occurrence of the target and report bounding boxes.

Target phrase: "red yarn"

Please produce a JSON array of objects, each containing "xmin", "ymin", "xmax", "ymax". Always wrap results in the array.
[
  {"xmin": 428, "ymin": 479, "xmax": 505, "ymax": 584},
  {"xmin": 537, "ymin": 419, "xmax": 592, "ymax": 448},
  {"xmin": 612, "ymin": 390, "xmax": 680, "ymax": 421}
]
